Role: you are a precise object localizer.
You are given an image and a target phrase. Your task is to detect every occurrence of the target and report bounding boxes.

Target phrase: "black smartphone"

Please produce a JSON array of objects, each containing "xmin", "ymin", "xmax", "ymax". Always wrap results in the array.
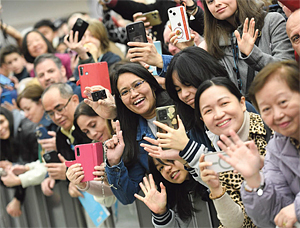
[
  {"xmin": 126, "ymin": 21, "xmax": 147, "ymax": 43},
  {"xmin": 35, "ymin": 126, "xmax": 52, "ymax": 140},
  {"xmin": 43, "ymin": 151, "xmax": 61, "ymax": 163},
  {"xmin": 67, "ymin": 18, "xmax": 89, "ymax": 42},
  {"xmin": 91, "ymin": 89, "xmax": 107, "ymax": 101}
]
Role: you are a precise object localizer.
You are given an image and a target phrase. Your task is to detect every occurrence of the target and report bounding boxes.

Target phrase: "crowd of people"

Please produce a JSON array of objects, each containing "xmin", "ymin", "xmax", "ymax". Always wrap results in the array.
[{"xmin": 0, "ymin": 0, "xmax": 299, "ymax": 228}]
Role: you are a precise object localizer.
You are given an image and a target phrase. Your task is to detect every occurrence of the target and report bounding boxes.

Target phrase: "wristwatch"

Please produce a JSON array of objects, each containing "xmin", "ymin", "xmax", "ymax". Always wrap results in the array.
[{"xmin": 244, "ymin": 172, "xmax": 265, "ymax": 196}]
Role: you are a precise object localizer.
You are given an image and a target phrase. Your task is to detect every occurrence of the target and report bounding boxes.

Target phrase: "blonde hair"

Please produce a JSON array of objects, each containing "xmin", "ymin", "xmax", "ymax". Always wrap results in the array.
[{"xmin": 87, "ymin": 19, "xmax": 110, "ymax": 54}]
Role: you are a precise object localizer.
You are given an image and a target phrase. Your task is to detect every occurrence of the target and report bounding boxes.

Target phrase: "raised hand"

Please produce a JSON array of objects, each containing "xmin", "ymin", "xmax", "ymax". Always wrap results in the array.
[
  {"xmin": 10, "ymin": 164, "xmax": 28, "ymax": 175},
  {"xmin": 155, "ymin": 115, "xmax": 189, "ymax": 151},
  {"xmin": 105, "ymin": 120, "xmax": 125, "ymax": 166},
  {"xmin": 64, "ymin": 30, "xmax": 89, "ymax": 60},
  {"xmin": 1, "ymin": 169, "xmax": 21, "ymax": 187},
  {"xmin": 234, "ymin": 18, "xmax": 259, "ymax": 56},
  {"xmin": 217, "ymin": 130, "xmax": 261, "ymax": 188},
  {"xmin": 168, "ymin": 24, "xmax": 195, "ymax": 50},
  {"xmin": 134, "ymin": 174, "xmax": 167, "ymax": 215},
  {"xmin": 84, "ymin": 85, "xmax": 117, "ymax": 120},
  {"xmin": 127, "ymin": 36, "xmax": 163, "ymax": 69},
  {"xmin": 141, "ymin": 137, "xmax": 181, "ymax": 161}
]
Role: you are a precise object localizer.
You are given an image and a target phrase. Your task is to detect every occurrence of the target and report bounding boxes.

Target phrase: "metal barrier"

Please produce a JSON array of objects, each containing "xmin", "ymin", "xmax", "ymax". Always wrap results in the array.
[{"xmin": 1, "ymin": 183, "xmax": 218, "ymax": 228}]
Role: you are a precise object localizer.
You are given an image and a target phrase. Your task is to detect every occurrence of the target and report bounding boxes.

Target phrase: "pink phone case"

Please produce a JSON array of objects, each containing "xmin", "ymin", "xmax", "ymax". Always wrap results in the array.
[
  {"xmin": 65, "ymin": 142, "xmax": 104, "ymax": 182},
  {"xmin": 76, "ymin": 62, "xmax": 111, "ymax": 98}
]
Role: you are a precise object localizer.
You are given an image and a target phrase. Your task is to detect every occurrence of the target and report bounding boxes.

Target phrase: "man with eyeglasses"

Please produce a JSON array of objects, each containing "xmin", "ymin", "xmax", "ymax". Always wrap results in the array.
[
  {"xmin": 40, "ymin": 83, "xmax": 90, "ymax": 198},
  {"xmin": 34, "ymin": 53, "xmax": 83, "ymax": 101}
]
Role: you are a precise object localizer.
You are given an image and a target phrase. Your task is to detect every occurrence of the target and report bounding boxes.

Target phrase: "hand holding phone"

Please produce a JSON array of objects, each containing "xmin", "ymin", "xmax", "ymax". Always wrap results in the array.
[
  {"xmin": 91, "ymin": 89, "xmax": 107, "ymax": 101},
  {"xmin": 135, "ymin": 10, "xmax": 162, "ymax": 27},
  {"xmin": 65, "ymin": 142, "xmax": 104, "ymax": 182},
  {"xmin": 77, "ymin": 62, "xmax": 111, "ymax": 98},
  {"xmin": 67, "ymin": 18, "xmax": 89, "ymax": 42},
  {"xmin": 35, "ymin": 126, "xmax": 52, "ymax": 140},
  {"xmin": 126, "ymin": 21, "xmax": 148, "ymax": 43},
  {"xmin": 156, "ymin": 105, "xmax": 179, "ymax": 133},
  {"xmin": 168, "ymin": 6, "xmax": 191, "ymax": 42},
  {"xmin": 204, "ymin": 152, "xmax": 234, "ymax": 173},
  {"xmin": 43, "ymin": 150, "xmax": 61, "ymax": 163}
]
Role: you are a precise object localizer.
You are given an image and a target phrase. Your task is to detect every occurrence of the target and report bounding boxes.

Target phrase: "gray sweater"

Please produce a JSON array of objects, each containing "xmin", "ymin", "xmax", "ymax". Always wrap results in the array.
[{"xmin": 220, "ymin": 12, "xmax": 295, "ymax": 95}]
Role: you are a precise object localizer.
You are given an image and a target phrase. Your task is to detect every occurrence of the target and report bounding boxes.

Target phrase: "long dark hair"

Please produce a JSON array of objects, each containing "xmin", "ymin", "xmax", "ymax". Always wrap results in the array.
[
  {"xmin": 0, "ymin": 107, "xmax": 15, "ymax": 161},
  {"xmin": 201, "ymin": 0, "xmax": 266, "ymax": 59},
  {"xmin": 194, "ymin": 77, "xmax": 243, "ymax": 130},
  {"xmin": 112, "ymin": 62, "xmax": 173, "ymax": 167},
  {"xmin": 165, "ymin": 46, "xmax": 228, "ymax": 131},
  {"xmin": 73, "ymin": 101, "xmax": 114, "ymax": 139},
  {"xmin": 148, "ymin": 157, "xmax": 208, "ymax": 221},
  {"xmin": 22, "ymin": 30, "xmax": 55, "ymax": 63}
]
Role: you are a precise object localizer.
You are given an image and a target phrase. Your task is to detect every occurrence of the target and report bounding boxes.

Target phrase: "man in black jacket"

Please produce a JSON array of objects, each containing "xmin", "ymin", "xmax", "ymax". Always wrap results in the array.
[{"xmin": 40, "ymin": 83, "xmax": 90, "ymax": 197}]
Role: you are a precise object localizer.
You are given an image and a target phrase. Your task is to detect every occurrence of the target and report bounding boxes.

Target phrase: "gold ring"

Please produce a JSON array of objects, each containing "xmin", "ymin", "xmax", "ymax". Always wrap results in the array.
[{"xmin": 283, "ymin": 222, "xmax": 286, "ymax": 227}]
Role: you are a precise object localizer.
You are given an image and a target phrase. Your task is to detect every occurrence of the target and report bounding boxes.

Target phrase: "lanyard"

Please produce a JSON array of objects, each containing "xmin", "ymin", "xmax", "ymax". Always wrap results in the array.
[{"xmin": 231, "ymin": 33, "xmax": 242, "ymax": 92}]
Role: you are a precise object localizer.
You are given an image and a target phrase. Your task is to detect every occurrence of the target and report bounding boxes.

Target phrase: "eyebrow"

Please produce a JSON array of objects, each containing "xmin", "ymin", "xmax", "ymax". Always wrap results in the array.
[
  {"xmin": 119, "ymin": 79, "xmax": 142, "ymax": 91},
  {"xmin": 201, "ymin": 96, "xmax": 230, "ymax": 111},
  {"xmin": 45, "ymin": 103, "xmax": 63, "ymax": 112}
]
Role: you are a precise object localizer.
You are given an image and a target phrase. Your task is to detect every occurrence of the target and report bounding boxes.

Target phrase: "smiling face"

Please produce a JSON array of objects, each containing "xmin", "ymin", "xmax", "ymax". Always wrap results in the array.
[
  {"xmin": 35, "ymin": 59, "xmax": 67, "ymax": 89},
  {"xmin": 154, "ymin": 159, "xmax": 189, "ymax": 184},
  {"xmin": 19, "ymin": 98, "xmax": 44, "ymax": 124},
  {"xmin": 26, "ymin": 31, "xmax": 48, "ymax": 58},
  {"xmin": 117, "ymin": 72, "xmax": 156, "ymax": 119},
  {"xmin": 82, "ymin": 29, "xmax": 101, "ymax": 48},
  {"xmin": 172, "ymin": 71, "xmax": 197, "ymax": 109},
  {"xmin": 199, "ymin": 85, "xmax": 246, "ymax": 136},
  {"xmin": 76, "ymin": 115, "xmax": 111, "ymax": 142},
  {"xmin": 205, "ymin": 0, "xmax": 237, "ymax": 25},
  {"xmin": 256, "ymin": 76, "xmax": 300, "ymax": 141}
]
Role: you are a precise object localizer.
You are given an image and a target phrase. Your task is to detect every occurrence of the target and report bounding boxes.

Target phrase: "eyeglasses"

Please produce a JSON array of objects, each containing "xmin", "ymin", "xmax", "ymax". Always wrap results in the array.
[
  {"xmin": 45, "ymin": 97, "xmax": 72, "ymax": 120},
  {"xmin": 119, "ymin": 80, "xmax": 145, "ymax": 98}
]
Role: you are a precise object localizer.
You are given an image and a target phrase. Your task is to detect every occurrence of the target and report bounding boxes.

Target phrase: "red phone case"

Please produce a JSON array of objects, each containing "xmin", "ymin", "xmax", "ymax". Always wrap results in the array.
[
  {"xmin": 65, "ymin": 142, "xmax": 104, "ymax": 182},
  {"xmin": 76, "ymin": 62, "xmax": 111, "ymax": 98}
]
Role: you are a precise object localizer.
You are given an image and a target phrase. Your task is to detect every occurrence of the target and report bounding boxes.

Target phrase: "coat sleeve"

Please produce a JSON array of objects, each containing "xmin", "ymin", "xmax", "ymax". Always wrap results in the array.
[
  {"xmin": 19, "ymin": 160, "xmax": 47, "ymax": 188},
  {"xmin": 241, "ymin": 12, "xmax": 295, "ymax": 72},
  {"xmin": 241, "ymin": 151, "xmax": 295, "ymax": 227}
]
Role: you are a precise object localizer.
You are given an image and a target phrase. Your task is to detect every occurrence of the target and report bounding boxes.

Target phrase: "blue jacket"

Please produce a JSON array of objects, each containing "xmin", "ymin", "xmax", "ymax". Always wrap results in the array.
[{"xmin": 105, "ymin": 116, "xmax": 154, "ymax": 205}]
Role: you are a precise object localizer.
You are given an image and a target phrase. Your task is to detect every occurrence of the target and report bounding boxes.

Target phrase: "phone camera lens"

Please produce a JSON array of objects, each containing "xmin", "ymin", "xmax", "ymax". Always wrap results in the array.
[
  {"xmin": 169, "ymin": 10, "xmax": 172, "ymax": 14},
  {"xmin": 79, "ymin": 67, "xmax": 84, "ymax": 75},
  {"xmin": 77, "ymin": 20, "xmax": 83, "ymax": 26},
  {"xmin": 173, "ymin": 12, "xmax": 176, "ymax": 16},
  {"xmin": 44, "ymin": 153, "xmax": 50, "ymax": 161}
]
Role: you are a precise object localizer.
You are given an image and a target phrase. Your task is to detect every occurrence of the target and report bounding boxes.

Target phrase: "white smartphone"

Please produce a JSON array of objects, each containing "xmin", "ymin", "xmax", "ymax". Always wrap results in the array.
[
  {"xmin": 204, "ymin": 151, "xmax": 234, "ymax": 173},
  {"xmin": 167, "ymin": 6, "xmax": 191, "ymax": 43}
]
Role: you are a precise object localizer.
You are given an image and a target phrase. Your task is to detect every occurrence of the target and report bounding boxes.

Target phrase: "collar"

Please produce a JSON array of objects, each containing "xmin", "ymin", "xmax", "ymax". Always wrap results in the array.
[
  {"xmin": 60, "ymin": 125, "xmax": 75, "ymax": 144},
  {"xmin": 236, "ymin": 111, "xmax": 250, "ymax": 142},
  {"xmin": 136, "ymin": 116, "xmax": 155, "ymax": 141}
]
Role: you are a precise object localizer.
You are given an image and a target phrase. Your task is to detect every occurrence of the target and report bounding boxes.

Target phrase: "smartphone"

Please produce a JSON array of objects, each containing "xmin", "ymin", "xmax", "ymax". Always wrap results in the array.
[
  {"xmin": 136, "ymin": 10, "xmax": 162, "ymax": 27},
  {"xmin": 168, "ymin": 6, "xmax": 191, "ymax": 43},
  {"xmin": 43, "ymin": 150, "xmax": 61, "ymax": 163},
  {"xmin": 0, "ymin": 168, "xmax": 7, "ymax": 177},
  {"xmin": 156, "ymin": 105, "xmax": 178, "ymax": 134},
  {"xmin": 76, "ymin": 62, "xmax": 111, "ymax": 98},
  {"xmin": 126, "ymin": 21, "xmax": 147, "ymax": 43},
  {"xmin": 204, "ymin": 151, "xmax": 234, "ymax": 173},
  {"xmin": 65, "ymin": 142, "xmax": 104, "ymax": 182},
  {"xmin": 35, "ymin": 126, "xmax": 52, "ymax": 140},
  {"xmin": 67, "ymin": 18, "xmax": 89, "ymax": 42},
  {"xmin": 91, "ymin": 89, "xmax": 107, "ymax": 101},
  {"xmin": 149, "ymin": 41, "xmax": 162, "ymax": 76}
]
